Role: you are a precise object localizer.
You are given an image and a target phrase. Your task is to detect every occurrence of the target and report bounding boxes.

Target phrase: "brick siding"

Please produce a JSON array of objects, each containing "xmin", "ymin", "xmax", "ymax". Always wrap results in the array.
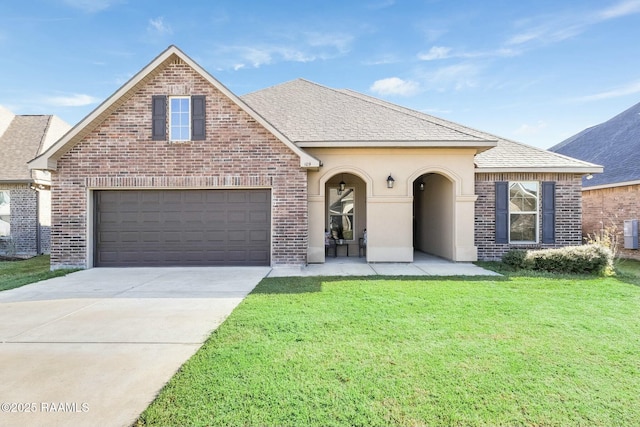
[
  {"xmin": 475, "ymin": 173, "xmax": 583, "ymax": 260},
  {"xmin": 51, "ymin": 58, "xmax": 307, "ymax": 269},
  {"xmin": 583, "ymin": 184, "xmax": 640, "ymax": 260},
  {"xmin": 0, "ymin": 184, "xmax": 50, "ymax": 256}
]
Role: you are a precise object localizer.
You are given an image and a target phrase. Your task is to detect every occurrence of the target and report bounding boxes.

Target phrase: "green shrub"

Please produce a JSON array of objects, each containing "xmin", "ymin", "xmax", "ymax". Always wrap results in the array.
[
  {"xmin": 524, "ymin": 244, "xmax": 613, "ymax": 275},
  {"xmin": 502, "ymin": 249, "xmax": 528, "ymax": 269}
]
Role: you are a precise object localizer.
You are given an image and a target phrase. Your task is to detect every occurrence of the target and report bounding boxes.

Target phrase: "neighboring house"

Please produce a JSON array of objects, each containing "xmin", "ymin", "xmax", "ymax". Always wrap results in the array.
[
  {"xmin": 550, "ymin": 101, "xmax": 640, "ymax": 260},
  {"xmin": 0, "ymin": 106, "xmax": 71, "ymax": 257},
  {"xmin": 28, "ymin": 46, "xmax": 600, "ymax": 269}
]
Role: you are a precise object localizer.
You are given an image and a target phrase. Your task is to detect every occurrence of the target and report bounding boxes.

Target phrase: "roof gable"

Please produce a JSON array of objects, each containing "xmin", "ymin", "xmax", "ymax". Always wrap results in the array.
[
  {"xmin": 29, "ymin": 46, "xmax": 319, "ymax": 171},
  {"xmin": 550, "ymin": 101, "xmax": 640, "ymax": 187},
  {"xmin": 241, "ymin": 79, "xmax": 497, "ymax": 150},
  {"xmin": 0, "ymin": 114, "xmax": 71, "ymax": 182}
]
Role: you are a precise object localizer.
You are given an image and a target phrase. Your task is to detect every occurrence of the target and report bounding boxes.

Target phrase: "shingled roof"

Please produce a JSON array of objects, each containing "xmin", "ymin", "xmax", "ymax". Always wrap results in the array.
[
  {"xmin": 242, "ymin": 79, "xmax": 601, "ymax": 173},
  {"xmin": 550, "ymin": 101, "xmax": 640, "ymax": 187},
  {"xmin": 0, "ymin": 115, "xmax": 53, "ymax": 182},
  {"xmin": 474, "ymin": 137, "xmax": 601, "ymax": 172},
  {"xmin": 241, "ymin": 79, "xmax": 496, "ymax": 149}
]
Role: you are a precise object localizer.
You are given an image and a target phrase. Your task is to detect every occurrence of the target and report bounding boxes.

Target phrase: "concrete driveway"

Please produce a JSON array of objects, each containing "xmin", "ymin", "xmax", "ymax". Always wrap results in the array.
[{"xmin": 0, "ymin": 267, "xmax": 270, "ymax": 427}]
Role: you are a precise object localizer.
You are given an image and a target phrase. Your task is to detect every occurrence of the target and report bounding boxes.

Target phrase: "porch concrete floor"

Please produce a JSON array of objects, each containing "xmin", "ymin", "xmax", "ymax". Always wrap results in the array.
[{"xmin": 267, "ymin": 252, "xmax": 501, "ymax": 277}]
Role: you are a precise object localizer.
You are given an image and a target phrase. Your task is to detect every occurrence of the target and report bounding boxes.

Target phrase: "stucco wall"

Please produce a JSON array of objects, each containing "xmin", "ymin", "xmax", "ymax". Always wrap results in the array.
[
  {"xmin": 475, "ymin": 172, "xmax": 583, "ymax": 260},
  {"xmin": 50, "ymin": 58, "xmax": 307, "ymax": 269},
  {"xmin": 583, "ymin": 184, "xmax": 640, "ymax": 260},
  {"xmin": 306, "ymin": 147, "xmax": 478, "ymax": 263}
]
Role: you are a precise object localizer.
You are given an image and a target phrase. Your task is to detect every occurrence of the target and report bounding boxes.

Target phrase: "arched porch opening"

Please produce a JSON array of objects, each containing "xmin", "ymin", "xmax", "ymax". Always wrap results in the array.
[
  {"xmin": 325, "ymin": 173, "xmax": 367, "ymax": 258},
  {"xmin": 413, "ymin": 173, "xmax": 455, "ymax": 260}
]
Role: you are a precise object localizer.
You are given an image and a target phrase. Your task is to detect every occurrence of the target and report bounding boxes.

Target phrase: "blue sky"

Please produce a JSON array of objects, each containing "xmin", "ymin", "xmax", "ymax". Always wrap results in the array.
[{"xmin": 1, "ymin": 0, "xmax": 639, "ymax": 149}]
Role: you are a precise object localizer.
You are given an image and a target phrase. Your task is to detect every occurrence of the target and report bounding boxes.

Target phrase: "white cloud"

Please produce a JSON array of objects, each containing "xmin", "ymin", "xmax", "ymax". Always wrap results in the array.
[
  {"xmin": 362, "ymin": 54, "xmax": 401, "ymax": 65},
  {"xmin": 305, "ymin": 32, "xmax": 353, "ymax": 54},
  {"xmin": 514, "ymin": 120, "xmax": 548, "ymax": 136},
  {"xmin": 418, "ymin": 46, "xmax": 519, "ymax": 61},
  {"xmin": 507, "ymin": 1, "xmax": 640, "ymax": 48},
  {"xmin": 417, "ymin": 46, "xmax": 452, "ymax": 61},
  {"xmin": 419, "ymin": 63, "xmax": 482, "ymax": 91},
  {"xmin": 574, "ymin": 80, "xmax": 640, "ymax": 102},
  {"xmin": 223, "ymin": 46, "xmax": 310, "ymax": 69},
  {"xmin": 241, "ymin": 47, "xmax": 274, "ymax": 68},
  {"xmin": 148, "ymin": 17, "xmax": 173, "ymax": 35},
  {"xmin": 214, "ymin": 34, "xmax": 352, "ymax": 70},
  {"xmin": 370, "ymin": 77, "xmax": 420, "ymax": 96},
  {"xmin": 62, "ymin": 0, "xmax": 120, "ymax": 13},
  {"xmin": 43, "ymin": 93, "xmax": 99, "ymax": 107},
  {"xmin": 598, "ymin": 0, "xmax": 640, "ymax": 19},
  {"xmin": 506, "ymin": 21, "xmax": 583, "ymax": 46}
]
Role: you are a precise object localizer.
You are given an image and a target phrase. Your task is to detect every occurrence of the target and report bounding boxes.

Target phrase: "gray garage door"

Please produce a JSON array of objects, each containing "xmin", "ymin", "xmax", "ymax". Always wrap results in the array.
[{"xmin": 94, "ymin": 189, "xmax": 270, "ymax": 267}]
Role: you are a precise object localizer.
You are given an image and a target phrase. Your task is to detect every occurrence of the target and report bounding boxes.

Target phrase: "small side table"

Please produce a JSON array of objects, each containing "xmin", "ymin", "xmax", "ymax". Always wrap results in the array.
[{"xmin": 334, "ymin": 240, "xmax": 349, "ymax": 257}]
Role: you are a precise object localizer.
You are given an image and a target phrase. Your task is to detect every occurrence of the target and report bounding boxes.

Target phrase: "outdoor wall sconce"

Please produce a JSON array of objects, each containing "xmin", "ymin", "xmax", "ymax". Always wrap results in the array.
[
  {"xmin": 386, "ymin": 174, "xmax": 395, "ymax": 189},
  {"xmin": 419, "ymin": 181, "xmax": 425, "ymax": 191}
]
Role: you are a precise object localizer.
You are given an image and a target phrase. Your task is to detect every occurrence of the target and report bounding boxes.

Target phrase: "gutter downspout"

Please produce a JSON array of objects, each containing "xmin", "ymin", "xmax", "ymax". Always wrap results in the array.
[{"xmin": 35, "ymin": 188, "xmax": 40, "ymax": 255}]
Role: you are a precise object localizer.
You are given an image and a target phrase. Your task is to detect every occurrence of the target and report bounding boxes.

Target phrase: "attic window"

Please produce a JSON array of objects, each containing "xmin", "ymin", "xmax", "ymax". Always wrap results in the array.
[
  {"xmin": 152, "ymin": 95, "xmax": 206, "ymax": 141},
  {"xmin": 170, "ymin": 96, "xmax": 191, "ymax": 141}
]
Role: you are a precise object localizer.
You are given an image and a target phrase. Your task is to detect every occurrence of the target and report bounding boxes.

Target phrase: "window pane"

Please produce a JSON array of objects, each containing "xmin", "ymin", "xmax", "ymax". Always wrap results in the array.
[
  {"xmin": 0, "ymin": 191, "xmax": 9, "ymax": 214},
  {"xmin": 170, "ymin": 97, "xmax": 191, "ymax": 141},
  {"xmin": 343, "ymin": 215, "xmax": 354, "ymax": 240},
  {"xmin": 509, "ymin": 182, "xmax": 537, "ymax": 212},
  {"xmin": 0, "ymin": 190, "xmax": 9, "ymax": 236},
  {"xmin": 510, "ymin": 213, "xmax": 536, "ymax": 242},
  {"xmin": 328, "ymin": 188, "xmax": 354, "ymax": 240}
]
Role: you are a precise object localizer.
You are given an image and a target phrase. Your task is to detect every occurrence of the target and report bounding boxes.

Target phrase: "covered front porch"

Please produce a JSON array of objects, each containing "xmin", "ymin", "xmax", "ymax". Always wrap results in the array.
[{"xmin": 305, "ymin": 148, "xmax": 480, "ymax": 264}]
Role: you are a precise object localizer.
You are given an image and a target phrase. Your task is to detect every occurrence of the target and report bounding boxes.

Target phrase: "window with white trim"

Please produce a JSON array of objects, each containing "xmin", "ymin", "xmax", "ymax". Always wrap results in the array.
[
  {"xmin": 509, "ymin": 181, "xmax": 538, "ymax": 243},
  {"xmin": 328, "ymin": 187, "xmax": 354, "ymax": 241},
  {"xmin": 169, "ymin": 96, "xmax": 191, "ymax": 141},
  {"xmin": 0, "ymin": 190, "xmax": 10, "ymax": 237}
]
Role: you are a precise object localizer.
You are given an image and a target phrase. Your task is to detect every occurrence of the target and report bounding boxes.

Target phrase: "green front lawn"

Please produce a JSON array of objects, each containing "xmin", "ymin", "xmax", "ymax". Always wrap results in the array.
[
  {"xmin": 0, "ymin": 255, "xmax": 76, "ymax": 291},
  {"xmin": 138, "ymin": 271, "xmax": 640, "ymax": 426},
  {"xmin": 615, "ymin": 258, "xmax": 640, "ymax": 282}
]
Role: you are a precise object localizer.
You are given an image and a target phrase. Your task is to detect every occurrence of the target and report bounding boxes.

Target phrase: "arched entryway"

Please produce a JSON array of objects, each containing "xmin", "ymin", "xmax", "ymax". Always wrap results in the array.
[
  {"xmin": 413, "ymin": 173, "xmax": 455, "ymax": 260},
  {"xmin": 325, "ymin": 173, "xmax": 367, "ymax": 258}
]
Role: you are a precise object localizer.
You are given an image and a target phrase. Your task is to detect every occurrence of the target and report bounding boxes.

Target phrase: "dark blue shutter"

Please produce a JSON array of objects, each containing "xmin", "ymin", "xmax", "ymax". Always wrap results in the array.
[
  {"xmin": 191, "ymin": 95, "xmax": 206, "ymax": 140},
  {"xmin": 152, "ymin": 95, "xmax": 166, "ymax": 141},
  {"xmin": 495, "ymin": 181, "xmax": 509, "ymax": 244},
  {"xmin": 542, "ymin": 181, "xmax": 556, "ymax": 244}
]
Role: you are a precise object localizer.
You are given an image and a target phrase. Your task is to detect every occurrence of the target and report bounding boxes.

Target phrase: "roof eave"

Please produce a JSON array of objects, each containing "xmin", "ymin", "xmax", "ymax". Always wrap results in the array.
[
  {"xmin": 583, "ymin": 179, "xmax": 640, "ymax": 191},
  {"xmin": 28, "ymin": 155, "xmax": 56, "ymax": 171},
  {"xmin": 0, "ymin": 179, "xmax": 34, "ymax": 184},
  {"xmin": 475, "ymin": 166, "xmax": 604, "ymax": 174},
  {"xmin": 296, "ymin": 140, "xmax": 497, "ymax": 150}
]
